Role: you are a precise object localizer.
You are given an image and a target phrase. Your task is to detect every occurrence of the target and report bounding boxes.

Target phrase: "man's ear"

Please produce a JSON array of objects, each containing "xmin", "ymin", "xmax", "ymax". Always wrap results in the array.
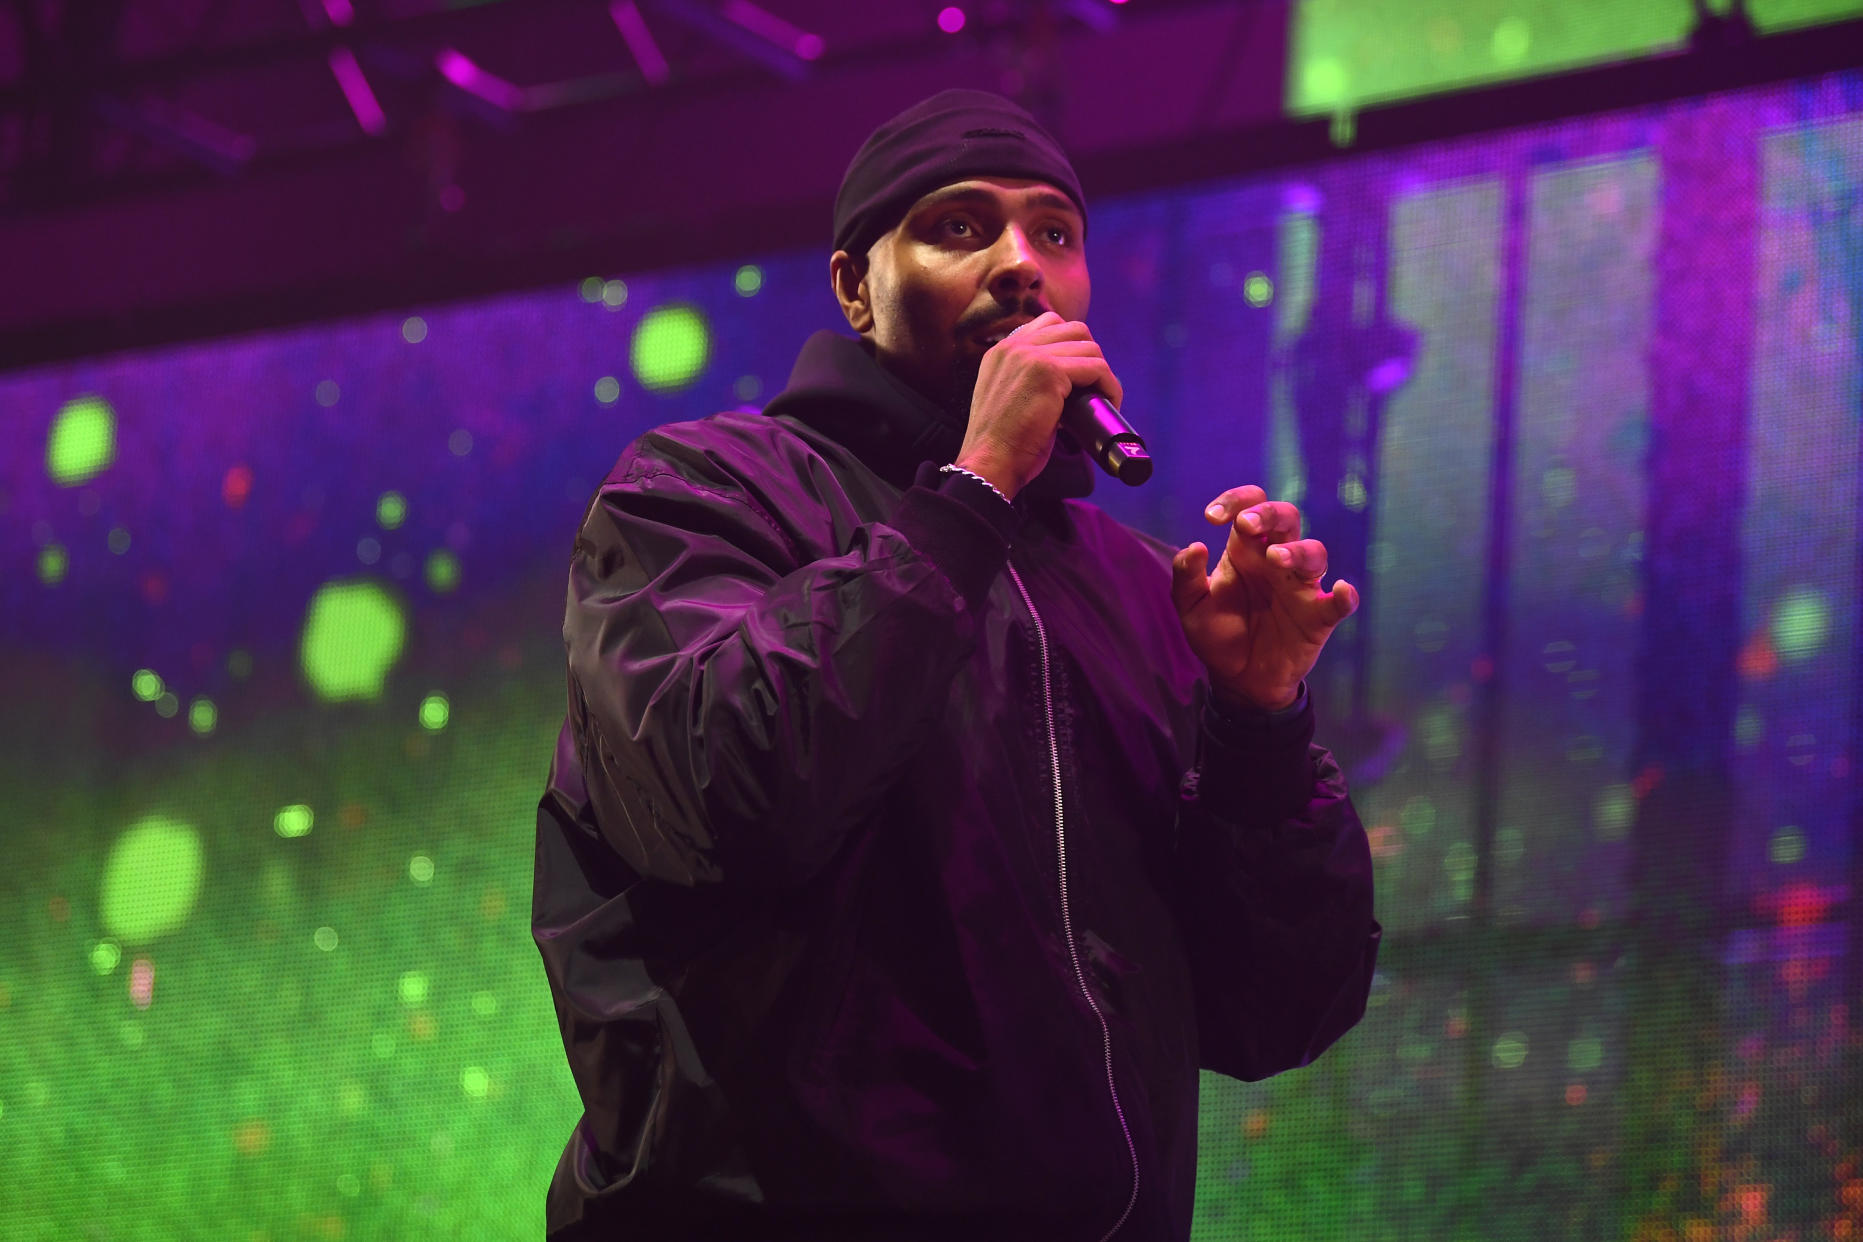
[{"xmin": 830, "ymin": 249, "xmax": 874, "ymax": 335}]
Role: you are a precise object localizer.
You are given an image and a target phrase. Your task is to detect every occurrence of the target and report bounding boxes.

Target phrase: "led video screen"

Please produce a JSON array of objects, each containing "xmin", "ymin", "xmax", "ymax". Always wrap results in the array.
[{"xmin": 4, "ymin": 70, "xmax": 1859, "ymax": 1241}]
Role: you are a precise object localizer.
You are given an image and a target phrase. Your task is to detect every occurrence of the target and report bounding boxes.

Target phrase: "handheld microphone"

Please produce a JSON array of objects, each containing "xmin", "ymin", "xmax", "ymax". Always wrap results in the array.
[{"xmin": 1064, "ymin": 390, "xmax": 1152, "ymax": 486}]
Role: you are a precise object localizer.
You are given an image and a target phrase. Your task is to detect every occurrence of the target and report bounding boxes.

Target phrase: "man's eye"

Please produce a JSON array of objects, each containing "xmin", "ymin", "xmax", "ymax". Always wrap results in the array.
[
  {"xmin": 1045, "ymin": 227, "xmax": 1072, "ymax": 246},
  {"xmin": 941, "ymin": 218, "xmax": 974, "ymax": 237}
]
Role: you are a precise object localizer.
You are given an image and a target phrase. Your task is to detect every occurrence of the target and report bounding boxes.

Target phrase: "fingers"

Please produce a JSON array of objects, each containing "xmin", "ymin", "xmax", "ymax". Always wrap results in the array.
[
  {"xmin": 999, "ymin": 316, "xmax": 1124, "ymax": 407},
  {"xmin": 1329, "ymin": 578, "xmax": 1361, "ymax": 621},
  {"xmin": 1265, "ymin": 537, "xmax": 1328, "ymax": 579},
  {"xmin": 1204, "ymin": 486, "xmax": 1267, "ymax": 524},
  {"xmin": 1234, "ymin": 501, "xmax": 1301, "ymax": 541},
  {"xmin": 1170, "ymin": 543, "xmax": 1210, "ymax": 615}
]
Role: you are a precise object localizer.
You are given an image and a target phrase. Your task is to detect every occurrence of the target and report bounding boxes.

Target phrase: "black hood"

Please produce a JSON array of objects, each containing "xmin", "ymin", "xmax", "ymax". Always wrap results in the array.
[{"xmin": 762, "ymin": 330, "xmax": 1096, "ymax": 503}]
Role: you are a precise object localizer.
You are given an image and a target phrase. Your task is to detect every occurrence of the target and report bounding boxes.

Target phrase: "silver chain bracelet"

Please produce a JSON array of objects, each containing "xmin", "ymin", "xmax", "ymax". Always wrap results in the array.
[{"xmin": 938, "ymin": 463, "xmax": 1011, "ymax": 505}]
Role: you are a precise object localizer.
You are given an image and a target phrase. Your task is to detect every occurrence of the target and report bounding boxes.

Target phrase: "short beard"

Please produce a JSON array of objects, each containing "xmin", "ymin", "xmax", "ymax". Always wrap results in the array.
[{"xmin": 930, "ymin": 353, "xmax": 984, "ymax": 428}]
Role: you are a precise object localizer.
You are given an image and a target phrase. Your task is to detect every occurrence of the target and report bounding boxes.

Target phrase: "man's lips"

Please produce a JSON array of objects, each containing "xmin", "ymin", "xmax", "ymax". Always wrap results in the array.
[{"xmin": 970, "ymin": 318, "xmax": 1036, "ymax": 349}]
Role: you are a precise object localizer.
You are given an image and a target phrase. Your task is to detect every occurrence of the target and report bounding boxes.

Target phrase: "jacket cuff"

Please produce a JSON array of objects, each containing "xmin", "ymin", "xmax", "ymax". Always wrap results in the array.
[
  {"xmin": 886, "ymin": 462, "xmax": 1020, "ymax": 612},
  {"xmin": 1193, "ymin": 680, "xmax": 1317, "ymax": 825}
]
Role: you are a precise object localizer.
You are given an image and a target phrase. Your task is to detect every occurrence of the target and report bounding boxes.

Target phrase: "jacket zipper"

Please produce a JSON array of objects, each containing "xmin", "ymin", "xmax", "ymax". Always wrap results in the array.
[{"xmin": 1004, "ymin": 561, "xmax": 1140, "ymax": 1242}]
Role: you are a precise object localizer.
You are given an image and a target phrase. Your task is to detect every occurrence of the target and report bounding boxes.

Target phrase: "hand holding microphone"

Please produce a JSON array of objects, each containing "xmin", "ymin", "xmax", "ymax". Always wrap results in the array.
[{"xmin": 955, "ymin": 312, "xmax": 1151, "ymax": 500}]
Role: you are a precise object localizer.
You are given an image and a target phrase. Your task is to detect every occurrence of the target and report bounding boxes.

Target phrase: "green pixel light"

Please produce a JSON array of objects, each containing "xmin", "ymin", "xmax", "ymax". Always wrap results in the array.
[
  {"xmin": 419, "ymin": 693, "xmax": 451, "ymax": 732},
  {"xmin": 132, "ymin": 669, "xmax": 163, "ymax": 702},
  {"xmin": 274, "ymin": 804, "xmax": 314, "ymax": 838},
  {"xmin": 299, "ymin": 579, "xmax": 407, "ymax": 701},
  {"xmin": 425, "ymin": 550, "xmax": 461, "ymax": 594},
  {"xmin": 1770, "ymin": 589, "xmax": 1830, "ymax": 661},
  {"xmin": 734, "ymin": 265, "xmax": 763, "ymax": 297},
  {"xmin": 99, "ymin": 814, "xmax": 205, "ymax": 944},
  {"xmin": 630, "ymin": 304, "xmax": 712, "ymax": 393},
  {"xmin": 38, "ymin": 544, "xmax": 68, "ymax": 585},
  {"xmin": 47, "ymin": 395, "xmax": 117, "ymax": 486},
  {"xmin": 188, "ymin": 697, "xmax": 217, "ymax": 735},
  {"xmin": 398, "ymin": 971, "xmax": 430, "ymax": 1007},
  {"xmin": 376, "ymin": 491, "xmax": 408, "ymax": 530}
]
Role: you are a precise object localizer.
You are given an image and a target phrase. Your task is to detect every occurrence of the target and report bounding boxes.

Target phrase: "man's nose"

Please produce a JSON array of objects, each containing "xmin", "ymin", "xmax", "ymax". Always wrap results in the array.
[{"xmin": 986, "ymin": 226, "xmax": 1043, "ymax": 296}]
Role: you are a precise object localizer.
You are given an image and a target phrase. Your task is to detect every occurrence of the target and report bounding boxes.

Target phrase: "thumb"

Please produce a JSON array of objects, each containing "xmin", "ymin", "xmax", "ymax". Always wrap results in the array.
[{"xmin": 1171, "ymin": 543, "xmax": 1209, "ymax": 616}]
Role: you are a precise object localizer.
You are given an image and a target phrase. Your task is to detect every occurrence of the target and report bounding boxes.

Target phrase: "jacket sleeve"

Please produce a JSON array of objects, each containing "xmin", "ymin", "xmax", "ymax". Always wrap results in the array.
[
  {"xmin": 1171, "ymin": 683, "xmax": 1383, "ymax": 1082},
  {"xmin": 565, "ymin": 448, "xmax": 1016, "ymax": 889}
]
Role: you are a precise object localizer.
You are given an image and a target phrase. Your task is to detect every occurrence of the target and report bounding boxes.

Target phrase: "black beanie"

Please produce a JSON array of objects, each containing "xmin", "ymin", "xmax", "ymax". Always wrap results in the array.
[{"xmin": 832, "ymin": 88, "xmax": 1087, "ymax": 259}]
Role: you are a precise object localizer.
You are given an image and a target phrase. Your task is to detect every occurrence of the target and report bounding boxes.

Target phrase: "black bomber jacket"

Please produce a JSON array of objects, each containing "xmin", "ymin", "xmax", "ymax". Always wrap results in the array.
[{"xmin": 531, "ymin": 330, "xmax": 1382, "ymax": 1241}]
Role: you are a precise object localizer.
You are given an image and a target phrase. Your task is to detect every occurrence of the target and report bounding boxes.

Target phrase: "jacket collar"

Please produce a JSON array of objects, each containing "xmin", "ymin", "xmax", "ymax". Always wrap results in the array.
[{"xmin": 762, "ymin": 330, "xmax": 1097, "ymax": 505}]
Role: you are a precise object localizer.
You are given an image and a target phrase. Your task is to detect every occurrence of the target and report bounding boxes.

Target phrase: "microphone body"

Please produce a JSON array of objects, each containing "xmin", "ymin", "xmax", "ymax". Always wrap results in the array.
[{"xmin": 1063, "ymin": 390, "xmax": 1152, "ymax": 486}]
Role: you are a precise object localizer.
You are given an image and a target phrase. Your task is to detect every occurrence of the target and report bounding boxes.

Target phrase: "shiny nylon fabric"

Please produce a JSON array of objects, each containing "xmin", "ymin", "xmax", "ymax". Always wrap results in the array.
[{"xmin": 532, "ymin": 332, "xmax": 1382, "ymax": 1240}]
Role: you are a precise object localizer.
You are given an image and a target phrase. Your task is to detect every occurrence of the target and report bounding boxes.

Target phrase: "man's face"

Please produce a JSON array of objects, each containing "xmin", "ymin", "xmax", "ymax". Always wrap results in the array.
[{"xmin": 834, "ymin": 176, "xmax": 1090, "ymax": 416}]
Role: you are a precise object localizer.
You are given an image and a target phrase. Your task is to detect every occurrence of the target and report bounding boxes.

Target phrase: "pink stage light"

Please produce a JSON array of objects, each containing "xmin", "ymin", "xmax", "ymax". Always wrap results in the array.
[
  {"xmin": 610, "ymin": 0, "xmax": 670, "ymax": 85},
  {"xmin": 328, "ymin": 46, "xmax": 386, "ymax": 136},
  {"xmin": 129, "ymin": 958, "xmax": 154, "ymax": 1009},
  {"xmin": 721, "ymin": 0, "xmax": 824, "ymax": 62},
  {"xmin": 938, "ymin": 6, "xmax": 966, "ymax": 33},
  {"xmin": 435, "ymin": 48, "xmax": 525, "ymax": 112},
  {"xmin": 320, "ymin": 0, "xmax": 355, "ymax": 26}
]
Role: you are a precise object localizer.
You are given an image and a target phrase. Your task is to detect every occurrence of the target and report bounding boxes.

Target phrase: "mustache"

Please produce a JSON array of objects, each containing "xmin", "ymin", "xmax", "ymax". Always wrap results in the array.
[{"xmin": 954, "ymin": 297, "xmax": 1051, "ymax": 338}]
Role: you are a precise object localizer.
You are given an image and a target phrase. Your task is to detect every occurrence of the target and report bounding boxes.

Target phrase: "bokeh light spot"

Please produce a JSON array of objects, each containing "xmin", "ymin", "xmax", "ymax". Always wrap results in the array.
[
  {"xmin": 228, "ymin": 649, "xmax": 253, "ymax": 679},
  {"xmin": 1769, "ymin": 826, "xmax": 1806, "ymax": 865},
  {"xmin": 99, "ymin": 814, "xmax": 205, "ymax": 944},
  {"xmin": 154, "ymin": 691, "xmax": 179, "ymax": 718},
  {"xmin": 91, "ymin": 940, "xmax": 122, "ymax": 975},
  {"xmin": 129, "ymin": 957, "xmax": 154, "ymax": 1009},
  {"xmin": 398, "ymin": 971, "xmax": 430, "ymax": 1007},
  {"xmin": 419, "ymin": 693, "xmax": 451, "ymax": 732},
  {"xmin": 1540, "ymin": 464, "xmax": 1576, "ymax": 509},
  {"xmin": 1491, "ymin": 1032, "xmax": 1529, "ymax": 1069},
  {"xmin": 601, "ymin": 279, "xmax": 628, "ymax": 308},
  {"xmin": 470, "ymin": 990, "xmax": 498, "ymax": 1017},
  {"xmin": 357, "ymin": 536, "xmax": 381, "ymax": 565},
  {"xmin": 579, "ymin": 276, "xmax": 604, "ymax": 302},
  {"xmin": 315, "ymin": 380, "xmax": 341, "ymax": 408},
  {"xmin": 1492, "ymin": 17, "xmax": 1530, "ymax": 64},
  {"xmin": 1399, "ymin": 797, "xmax": 1435, "ymax": 838},
  {"xmin": 409, "ymin": 854, "xmax": 435, "ymax": 884},
  {"xmin": 1590, "ymin": 784, "xmax": 1633, "ymax": 841},
  {"xmin": 314, "ymin": 926, "xmax": 340, "ymax": 952},
  {"xmin": 734, "ymin": 374, "xmax": 762, "ymax": 402},
  {"xmin": 448, "ymin": 428, "xmax": 473, "ymax": 456},
  {"xmin": 132, "ymin": 669, "xmax": 164, "ymax": 702},
  {"xmin": 223, "ymin": 464, "xmax": 253, "ymax": 508},
  {"xmin": 47, "ymin": 395, "xmax": 117, "ymax": 486},
  {"xmin": 274, "ymin": 804, "xmax": 314, "ymax": 839},
  {"xmin": 299, "ymin": 579, "xmax": 407, "ymax": 701},
  {"xmin": 402, "ymin": 316, "xmax": 428, "ymax": 344},
  {"xmin": 1567, "ymin": 1036, "xmax": 1604, "ymax": 1072},
  {"xmin": 38, "ymin": 543, "xmax": 68, "ymax": 585},
  {"xmin": 1770, "ymin": 589, "xmax": 1830, "ymax": 661},
  {"xmin": 593, "ymin": 375, "xmax": 621, "ymax": 405},
  {"xmin": 425, "ymin": 550, "xmax": 461, "ymax": 594},
  {"xmin": 1243, "ymin": 272, "xmax": 1274, "ymax": 307},
  {"xmin": 631, "ymin": 304, "xmax": 712, "ymax": 393},
  {"xmin": 376, "ymin": 491, "xmax": 408, "ymax": 530},
  {"xmin": 188, "ymin": 697, "xmax": 217, "ymax": 735},
  {"xmin": 371, "ymin": 1031, "xmax": 395, "ymax": 1059},
  {"xmin": 937, "ymin": 5, "xmax": 965, "ymax": 33},
  {"xmin": 734, "ymin": 265, "xmax": 763, "ymax": 297},
  {"xmin": 461, "ymin": 1066, "xmax": 490, "ymax": 1099},
  {"xmin": 107, "ymin": 526, "xmax": 131, "ymax": 555}
]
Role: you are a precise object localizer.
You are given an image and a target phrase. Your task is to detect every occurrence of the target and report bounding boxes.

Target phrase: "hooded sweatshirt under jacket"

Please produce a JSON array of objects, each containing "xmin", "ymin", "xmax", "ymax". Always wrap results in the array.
[{"xmin": 531, "ymin": 330, "xmax": 1383, "ymax": 1242}]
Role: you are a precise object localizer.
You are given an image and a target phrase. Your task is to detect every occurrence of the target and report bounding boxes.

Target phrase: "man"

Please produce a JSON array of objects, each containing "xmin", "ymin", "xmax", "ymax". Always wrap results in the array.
[{"xmin": 532, "ymin": 89, "xmax": 1381, "ymax": 1241}]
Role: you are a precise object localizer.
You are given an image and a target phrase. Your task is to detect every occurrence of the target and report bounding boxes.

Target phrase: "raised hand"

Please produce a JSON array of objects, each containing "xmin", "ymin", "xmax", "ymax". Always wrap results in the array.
[
  {"xmin": 1169, "ymin": 486, "xmax": 1359, "ymax": 712},
  {"xmin": 954, "ymin": 312, "xmax": 1123, "ymax": 501}
]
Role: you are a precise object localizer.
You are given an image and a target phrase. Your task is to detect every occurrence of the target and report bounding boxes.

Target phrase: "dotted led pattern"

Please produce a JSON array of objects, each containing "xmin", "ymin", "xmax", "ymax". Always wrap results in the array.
[{"xmin": 1, "ymin": 72, "xmax": 1861, "ymax": 1242}]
